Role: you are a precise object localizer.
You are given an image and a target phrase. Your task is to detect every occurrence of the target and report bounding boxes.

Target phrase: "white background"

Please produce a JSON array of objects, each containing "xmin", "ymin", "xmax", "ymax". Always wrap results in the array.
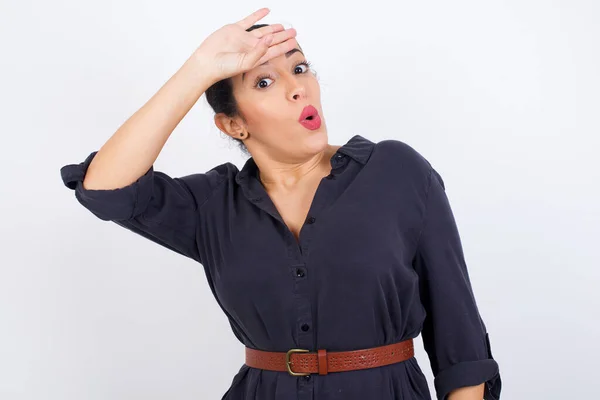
[{"xmin": 1, "ymin": 0, "xmax": 599, "ymax": 399}]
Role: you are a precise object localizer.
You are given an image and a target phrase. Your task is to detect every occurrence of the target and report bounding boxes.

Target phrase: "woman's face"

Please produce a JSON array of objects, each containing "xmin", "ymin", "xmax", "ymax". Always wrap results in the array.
[{"xmin": 227, "ymin": 39, "xmax": 328, "ymax": 162}]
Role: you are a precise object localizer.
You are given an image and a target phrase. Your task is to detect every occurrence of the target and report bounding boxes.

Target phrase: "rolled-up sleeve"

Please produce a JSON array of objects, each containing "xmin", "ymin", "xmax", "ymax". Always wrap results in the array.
[
  {"xmin": 412, "ymin": 166, "xmax": 501, "ymax": 400},
  {"xmin": 60, "ymin": 151, "xmax": 228, "ymax": 263}
]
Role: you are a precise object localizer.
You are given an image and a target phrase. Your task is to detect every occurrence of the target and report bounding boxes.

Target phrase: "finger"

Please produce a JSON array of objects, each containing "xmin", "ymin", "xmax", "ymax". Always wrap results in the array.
[
  {"xmin": 249, "ymin": 23, "xmax": 284, "ymax": 38},
  {"xmin": 260, "ymin": 27, "xmax": 296, "ymax": 47},
  {"xmin": 241, "ymin": 27, "xmax": 296, "ymax": 56},
  {"xmin": 243, "ymin": 34, "xmax": 275, "ymax": 68},
  {"xmin": 255, "ymin": 37, "xmax": 299, "ymax": 66},
  {"xmin": 236, "ymin": 8, "xmax": 270, "ymax": 30}
]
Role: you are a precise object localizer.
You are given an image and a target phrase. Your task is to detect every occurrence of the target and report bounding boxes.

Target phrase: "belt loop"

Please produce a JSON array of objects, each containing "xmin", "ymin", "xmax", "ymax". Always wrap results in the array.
[{"xmin": 318, "ymin": 349, "xmax": 328, "ymax": 375}]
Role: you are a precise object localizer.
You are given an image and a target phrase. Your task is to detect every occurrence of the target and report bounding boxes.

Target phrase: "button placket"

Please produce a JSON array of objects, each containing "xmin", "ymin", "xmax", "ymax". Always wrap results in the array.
[
  {"xmin": 291, "ymin": 258, "xmax": 313, "ymax": 353},
  {"xmin": 284, "ymin": 156, "xmax": 352, "ymax": 396}
]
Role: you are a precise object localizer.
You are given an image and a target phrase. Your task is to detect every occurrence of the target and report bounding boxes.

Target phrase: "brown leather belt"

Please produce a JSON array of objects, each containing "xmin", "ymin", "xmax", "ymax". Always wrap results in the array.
[{"xmin": 245, "ymin": 338, "xmax": 414, "ymax": 376}]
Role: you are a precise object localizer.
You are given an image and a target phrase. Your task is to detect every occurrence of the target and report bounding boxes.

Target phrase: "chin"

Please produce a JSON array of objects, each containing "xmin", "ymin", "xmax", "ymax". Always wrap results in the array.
[{"xmin": 303, "ymin": 128, "xmax": 329, "ymax": 151}]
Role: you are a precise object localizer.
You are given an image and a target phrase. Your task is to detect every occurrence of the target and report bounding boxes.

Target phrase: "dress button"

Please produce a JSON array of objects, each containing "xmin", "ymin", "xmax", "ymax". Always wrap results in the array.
[
  {"xmin": 306, "ymin": 216, "xmax": 316, "ymax": 224},
  {"xmin": 304, "ymin": 375, "xmax": 311, "ymax": 381},
  {"xmin": 301, "ymin": 323, "xmax": 310, "ymax": 331},
  {"xmin": 296, "ymin": 268, "xmax": 305, "ymax": 277},
  {"xmin": 326, "ymin": 174, "xmax": 335, "ymax": 180},
  {"xmin": 251, "ymin": 197, "xmax": 262, "ymax": 202}
]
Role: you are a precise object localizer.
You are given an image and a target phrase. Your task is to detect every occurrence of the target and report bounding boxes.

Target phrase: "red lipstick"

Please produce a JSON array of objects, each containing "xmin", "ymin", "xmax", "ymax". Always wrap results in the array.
[{"xmin": 298, "ymin": 105, "xmax": 321, "ymax": 130}]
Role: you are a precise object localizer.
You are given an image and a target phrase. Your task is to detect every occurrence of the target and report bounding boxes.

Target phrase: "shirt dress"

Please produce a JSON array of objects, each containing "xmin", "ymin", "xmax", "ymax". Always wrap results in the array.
[{"xmin": 60, "ymin": 134, "xmax": 501, "ymax": 400}]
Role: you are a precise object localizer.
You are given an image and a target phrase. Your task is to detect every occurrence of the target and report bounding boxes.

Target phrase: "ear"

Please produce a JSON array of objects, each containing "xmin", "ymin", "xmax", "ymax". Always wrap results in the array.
[{"xmin": 214, "ymin": 113, "xmax": 247, "ymax": 139}]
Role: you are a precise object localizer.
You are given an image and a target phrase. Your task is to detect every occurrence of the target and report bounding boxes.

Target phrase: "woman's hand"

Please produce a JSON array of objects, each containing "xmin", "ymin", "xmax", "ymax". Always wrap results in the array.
[{"xmin": 193, "ymin": 8, "xmax": 298, "ymax": 85}]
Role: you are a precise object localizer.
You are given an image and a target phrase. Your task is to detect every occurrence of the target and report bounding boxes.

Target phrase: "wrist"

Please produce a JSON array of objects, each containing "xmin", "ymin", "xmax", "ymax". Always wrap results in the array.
[
  {"xmin": 184, "ymin": 50, "xmax": 218, "ymax": 90},
  {"xmin": 447, "ymin": 383, "xmax": 485, "ymax": 400}
]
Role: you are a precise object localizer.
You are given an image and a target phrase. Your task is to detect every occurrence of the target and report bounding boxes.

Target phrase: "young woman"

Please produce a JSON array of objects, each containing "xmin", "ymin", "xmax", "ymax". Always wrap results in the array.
[{"xmin": 60, "ymin": 8, "xmax": 501, "ymax": 400}]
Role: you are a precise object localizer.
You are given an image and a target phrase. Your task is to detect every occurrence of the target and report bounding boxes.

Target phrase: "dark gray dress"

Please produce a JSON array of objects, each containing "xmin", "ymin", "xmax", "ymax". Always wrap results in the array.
[{"xmin": 60, "ymin": 134, "xmax": 501, "ymax": 400}]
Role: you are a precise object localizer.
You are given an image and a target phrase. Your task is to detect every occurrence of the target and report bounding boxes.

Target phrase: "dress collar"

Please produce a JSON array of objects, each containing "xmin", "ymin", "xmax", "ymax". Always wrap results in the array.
[{"xmin": 234, "ymin": 134, "xmax": 375, "ymax": 186}]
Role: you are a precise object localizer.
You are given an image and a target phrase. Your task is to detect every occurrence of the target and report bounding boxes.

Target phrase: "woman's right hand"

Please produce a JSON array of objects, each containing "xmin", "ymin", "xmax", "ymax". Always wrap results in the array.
[{"xmin": 193, "ymin": 8, "xmax": 298, "ymax": 85}]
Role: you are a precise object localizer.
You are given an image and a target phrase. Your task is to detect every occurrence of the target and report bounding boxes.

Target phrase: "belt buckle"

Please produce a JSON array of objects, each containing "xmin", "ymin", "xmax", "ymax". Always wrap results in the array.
[{"xmin": 285, "ymin": 348, "xmax": 310, "ymax": 376}]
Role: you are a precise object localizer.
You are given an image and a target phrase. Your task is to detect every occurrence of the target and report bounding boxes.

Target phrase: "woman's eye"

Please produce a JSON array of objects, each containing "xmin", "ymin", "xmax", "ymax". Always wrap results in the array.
[
  {"xmin": 254, "ymin": 62, "xmax": 310, "ymax": 89},
  {"xmin": 256, "ymin": 77, "xmax": 273, "ymax": 89},
  {"xmin": 295, "ymin": 63, "xmax": 309, "ymax": 74}
]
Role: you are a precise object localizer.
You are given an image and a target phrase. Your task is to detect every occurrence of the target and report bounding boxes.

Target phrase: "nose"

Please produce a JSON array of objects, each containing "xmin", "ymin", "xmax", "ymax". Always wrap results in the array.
[{"xmin": 287, "ymin": 78, "xmax": 307, "ymax": 102}]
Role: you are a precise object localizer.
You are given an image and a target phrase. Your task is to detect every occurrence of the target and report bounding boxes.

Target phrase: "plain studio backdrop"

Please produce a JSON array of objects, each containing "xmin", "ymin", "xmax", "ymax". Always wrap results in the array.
[{"xmin": 1, "ymin": 0, "xmax": 599, "ymax": 399}]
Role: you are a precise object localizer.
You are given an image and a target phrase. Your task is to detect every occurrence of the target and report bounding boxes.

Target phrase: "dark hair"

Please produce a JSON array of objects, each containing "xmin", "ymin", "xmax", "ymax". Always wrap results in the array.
[{"xmin": 205, "ymin": 24, "xmax": 269, "ymax": 157}]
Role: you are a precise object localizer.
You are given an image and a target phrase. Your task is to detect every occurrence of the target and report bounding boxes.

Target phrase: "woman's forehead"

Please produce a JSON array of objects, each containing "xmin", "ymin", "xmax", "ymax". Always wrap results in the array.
[{"xmin": 236, "ymin": 40, "xmax": 304, "ymax": 84}]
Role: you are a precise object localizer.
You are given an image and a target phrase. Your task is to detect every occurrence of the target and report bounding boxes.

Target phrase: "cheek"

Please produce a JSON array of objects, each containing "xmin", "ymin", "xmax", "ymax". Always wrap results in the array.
[
  {"xmin": 309, "ymin": 77, "xmax": 321, "ymax": 95},
  {"xmin": 251, "ymin": 101, "xmax": 288, "ymax": 124}
]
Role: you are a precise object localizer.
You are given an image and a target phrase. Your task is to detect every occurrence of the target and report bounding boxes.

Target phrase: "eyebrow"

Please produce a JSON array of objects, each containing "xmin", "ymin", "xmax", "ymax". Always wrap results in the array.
[{"xmin": 242, "ymin": 48, "xmax": 304, "ymax": 82}]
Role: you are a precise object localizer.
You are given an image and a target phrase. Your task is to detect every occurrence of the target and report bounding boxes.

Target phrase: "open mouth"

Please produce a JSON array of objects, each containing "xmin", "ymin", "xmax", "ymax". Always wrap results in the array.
[
  {"xmin": 298, "ymin": 105, "xmax": 321, "ymax": 130},
  {"xmin": 299, "ymin": 105, "xmax": 319, "ymax": 122}
]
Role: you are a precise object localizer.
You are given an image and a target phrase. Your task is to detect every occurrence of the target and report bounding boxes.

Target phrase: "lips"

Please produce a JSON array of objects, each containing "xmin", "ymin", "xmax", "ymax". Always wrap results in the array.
[
  {"xmin": 298, "ymin": 105, "xmax": 322, "ymax": 130},
  {"xmin": 299, "ymin": 105, "xmax": 319, "ymax": 122}
]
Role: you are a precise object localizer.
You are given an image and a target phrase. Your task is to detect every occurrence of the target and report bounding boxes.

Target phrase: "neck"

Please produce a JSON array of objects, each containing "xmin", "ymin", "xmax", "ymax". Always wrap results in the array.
[{"xmin": 258, "ymin": 145, "xmax": 339, "ymax": 191}]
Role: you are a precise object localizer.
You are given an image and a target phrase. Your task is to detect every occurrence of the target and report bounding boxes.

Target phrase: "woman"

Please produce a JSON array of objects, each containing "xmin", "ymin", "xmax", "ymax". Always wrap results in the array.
[{"xmin": 60, "ymin": 8, "xmax": 501, "ymax": 400}]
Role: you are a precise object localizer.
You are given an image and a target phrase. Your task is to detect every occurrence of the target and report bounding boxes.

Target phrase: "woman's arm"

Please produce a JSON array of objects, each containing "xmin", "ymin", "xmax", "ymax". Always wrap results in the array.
[
  {"xmin": 60, "ymin": 53, "xmax": 221, "ymax": 263},
  {"xmin": 448, "ymin": 383, "xmax": 485, "ymax": 400},
  {"xmin": 82, "ymin": 8, "xmax": 294, "ymax": 192},
  {"xmin": 82, "ymin": 53, "xmax": 213, "ymax": 191},
  {"xmin": 412, "ymin": 166, "xmax": 501, "ymax": 400},
  {"xmin": 61, "ymin": 10, "xmax": 295, "ymax": 262}
]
